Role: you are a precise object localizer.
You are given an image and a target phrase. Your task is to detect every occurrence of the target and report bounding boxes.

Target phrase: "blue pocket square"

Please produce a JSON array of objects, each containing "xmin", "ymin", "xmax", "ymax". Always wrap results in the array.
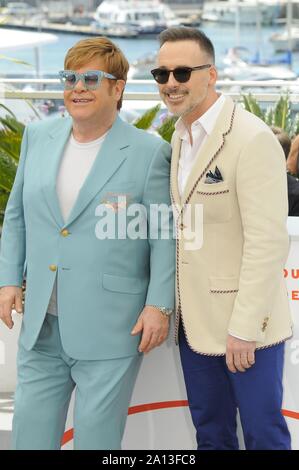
[{"xmin": 204, "ymin": 166, "xmax": 223, "ymax": 184}]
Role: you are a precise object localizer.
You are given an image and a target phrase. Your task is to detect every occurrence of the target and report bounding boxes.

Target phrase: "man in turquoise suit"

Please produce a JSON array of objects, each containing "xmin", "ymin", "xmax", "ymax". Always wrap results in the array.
[{"xmin": 0, "ymin": 37, "xmax": 175, "ymax": 450}]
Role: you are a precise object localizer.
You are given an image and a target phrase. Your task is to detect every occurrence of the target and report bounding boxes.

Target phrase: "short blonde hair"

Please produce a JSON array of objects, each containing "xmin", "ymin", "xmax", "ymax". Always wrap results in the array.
[{"xmin": 64, "ymin": 37, "xmax": 129, "ymax": 110}]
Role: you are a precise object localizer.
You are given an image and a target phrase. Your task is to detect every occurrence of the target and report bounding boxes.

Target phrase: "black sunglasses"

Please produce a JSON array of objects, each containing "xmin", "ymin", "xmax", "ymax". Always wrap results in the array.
[{"xmin": 151, "ymin": 64, "xmax": 212, "ymax": 84}]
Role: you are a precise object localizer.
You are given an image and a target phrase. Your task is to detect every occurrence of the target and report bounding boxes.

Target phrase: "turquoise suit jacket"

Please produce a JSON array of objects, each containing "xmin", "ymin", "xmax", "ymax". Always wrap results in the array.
[{"xmin": 0, "ymin": 115, "xmax": 175, "ymax": 360}]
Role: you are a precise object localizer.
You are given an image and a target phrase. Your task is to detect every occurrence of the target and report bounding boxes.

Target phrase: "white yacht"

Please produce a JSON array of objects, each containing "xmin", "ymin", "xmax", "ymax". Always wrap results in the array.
[
  {"xmin": 128, "ymin": 52, "xmax": 157, "ymax": 79},
  {"xmin": 1, "ymin": 2, "xmax": 38, "ymax": 17},
  {"xmin": 222, "ymin": 46, "xmax": 297, "ymax": 80},
  {"xmin": 93, "ymin": 0, "xmax": 180, "ymax": 35},
  {"xmin": 270, "ymin": 26, "xmax": 299, "ymax": 51},
  {"xmin": 128, "ymin": 46, "xmax": 296, "ymax": 81},
  {"xmin": 201, "ymin": 0, "xmax": 281, "ymax": 25}
]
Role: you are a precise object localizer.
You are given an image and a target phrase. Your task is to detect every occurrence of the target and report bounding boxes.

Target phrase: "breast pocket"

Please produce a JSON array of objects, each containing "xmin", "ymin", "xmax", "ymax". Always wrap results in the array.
[
  {"xmin": 194, "ymin": 181, "xmax": 232, "ymax": 224},
  {"xmin": 100, "ymin": 181, "xmax": 138, "ymax": 205},
  {"xmin": 96, "ymin": 182, "xmax": 138, "ymax": 213}
]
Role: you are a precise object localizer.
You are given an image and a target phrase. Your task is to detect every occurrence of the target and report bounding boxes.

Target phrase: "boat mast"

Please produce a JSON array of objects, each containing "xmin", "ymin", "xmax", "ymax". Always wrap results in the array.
[{"xmin": 287, "ymin": 0, "xmax": 293, "ymax": 67}]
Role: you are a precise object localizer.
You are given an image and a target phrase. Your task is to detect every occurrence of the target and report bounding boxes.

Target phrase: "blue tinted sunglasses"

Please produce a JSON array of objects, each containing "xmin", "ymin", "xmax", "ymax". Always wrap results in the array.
[{"xmin": 59, "ymin": 70, "xmax": 117, "ymax": 90}]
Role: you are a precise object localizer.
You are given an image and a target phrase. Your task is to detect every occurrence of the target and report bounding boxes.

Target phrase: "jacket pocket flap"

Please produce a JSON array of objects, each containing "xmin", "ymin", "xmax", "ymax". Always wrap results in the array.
[
  {"xmin": 196, "ymin": 181, "xmax": 229, "ymax": 195},
  {"xmin": 102, "ymin": 273, "xmax": 144, "ymax": 294},
  {"xmin": 209, "ymin": 277, "xmax": 239, "ymax": 293}
]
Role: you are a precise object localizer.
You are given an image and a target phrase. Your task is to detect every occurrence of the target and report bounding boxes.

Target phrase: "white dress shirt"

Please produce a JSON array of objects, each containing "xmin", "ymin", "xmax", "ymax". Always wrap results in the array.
[
  {"xmin": 176, "ymin": 94, "xmax": 226, "ymax": 196},
  {"xmin": 174, "ymin": 95, "xmax": 249, "ymax": 342}
]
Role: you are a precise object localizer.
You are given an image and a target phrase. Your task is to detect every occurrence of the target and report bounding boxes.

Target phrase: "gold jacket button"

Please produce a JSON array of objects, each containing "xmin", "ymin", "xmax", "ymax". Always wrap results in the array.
[
  {"xmin": 61, "ymin": 229, "xmax": 69, "ymax": 237},
  {"xmin": 49, "ymin": 264, "xmax": 57, "ymax": 272}
]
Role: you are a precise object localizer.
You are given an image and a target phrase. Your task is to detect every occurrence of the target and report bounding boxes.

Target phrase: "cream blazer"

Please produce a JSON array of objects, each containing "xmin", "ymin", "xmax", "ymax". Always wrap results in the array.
[{"xmin": 171, "ymin": 96, "xmax": 293, "ymax": 355}]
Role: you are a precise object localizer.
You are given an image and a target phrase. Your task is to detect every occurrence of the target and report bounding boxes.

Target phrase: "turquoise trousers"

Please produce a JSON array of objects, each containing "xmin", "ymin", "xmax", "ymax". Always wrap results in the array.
[{"xmin": 12, "ymin": 314, "xmax": 142, "ymax": 450}]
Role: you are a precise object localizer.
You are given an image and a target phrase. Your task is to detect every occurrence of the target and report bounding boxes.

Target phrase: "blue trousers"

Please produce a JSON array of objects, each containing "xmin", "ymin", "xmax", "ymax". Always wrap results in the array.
[
  {"xmin": 179, "ymin": 327, "xmax": 291, "ymax": 450},
  {"xmin": 12, "ymin": 314, "xmax": 142, "ymax": 450}
]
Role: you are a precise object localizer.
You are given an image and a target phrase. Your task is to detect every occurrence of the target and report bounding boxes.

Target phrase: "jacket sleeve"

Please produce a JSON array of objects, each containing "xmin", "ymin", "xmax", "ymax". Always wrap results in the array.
[
  {"xmin": 142, "ymin": 140, "xmax": 175, "ymax": 309},
  {"xmin": 228, "ymin": 130, "xmax": 289, "ymax": 341},
  {"xmin": 0, "ymin": 126, "xmax": 29, "ymax": 287}
]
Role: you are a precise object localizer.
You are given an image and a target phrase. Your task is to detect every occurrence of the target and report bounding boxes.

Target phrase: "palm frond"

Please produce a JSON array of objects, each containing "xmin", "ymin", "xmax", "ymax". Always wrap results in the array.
[
  {"xmin": 0, "ymin": 114, "xmax": 24, "ymax": 162},
  {"xmin": 0, "ymin": 103, "xmax": 16, "ymax": 119},
  {"xmin": 157, "ymin": 115, "xmax": 177, "ymax": 143},
  {"xmin": 0, "ymin": 151, "xmax": 17, "ymax": 192},
  {"xmin": 0, "ymin": 54, "xmax": 32, "ymax": 68},
  {"xmin": 134, "ymin": 104, "xmax": 161, "ymax": 130},
  {"xmin": 0, "ymin": 108, "xmax": 24, "ymax": 220},
  {"xmin": 273, "ymin": 94, "xmax": 291, "ymax": 131},
  {"xmin": 25, "ymin": 99, "xmax": 41, "ymax": 120},
  {"xmin": 0, "ymin": 115, "xmax": 25, "ymax": 134},
  {"xmin": 0, "ymin": 188, "xmax": 9, "ymax": 226},
  {"xmin": 264, "ymin": 107, "xmax": 274, "ymax": 127},
  {"xmin": 242, "ymin": 94, "xmax": 265, "ymax": 120}
]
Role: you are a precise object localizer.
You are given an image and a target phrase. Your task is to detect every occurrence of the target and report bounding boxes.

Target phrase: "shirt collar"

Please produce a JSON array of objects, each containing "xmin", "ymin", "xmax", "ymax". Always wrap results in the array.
[{"xmin": 175, "ymin": 94, "xmax": 226, "ymax": 141}]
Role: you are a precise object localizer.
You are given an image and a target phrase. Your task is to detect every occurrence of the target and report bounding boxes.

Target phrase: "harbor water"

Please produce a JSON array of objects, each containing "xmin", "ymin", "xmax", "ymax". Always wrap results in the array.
[{"xmin": 1, "ymin": 22, "xmax": 299, "ymax": 82}]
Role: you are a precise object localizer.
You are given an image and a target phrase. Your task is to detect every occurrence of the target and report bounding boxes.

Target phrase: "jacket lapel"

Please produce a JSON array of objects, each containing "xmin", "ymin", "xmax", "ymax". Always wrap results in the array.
[
  {"xmin": 40, "ymin": 117, "xmax": 73, "ymax": 228},
  {"xmin": 170, "ymin": 133, "xmax": 182, "ymax": 207},
  {"xmin": 182, "ymin": 96, "xmax": 236, "ymax": 204},
  {"xmin": 65, "ymin": 115, "xmax": 129, "ymax": 226}
]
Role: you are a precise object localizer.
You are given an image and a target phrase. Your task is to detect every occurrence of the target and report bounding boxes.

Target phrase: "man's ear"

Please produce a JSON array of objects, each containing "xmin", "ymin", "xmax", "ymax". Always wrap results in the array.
[
  {"xmin": 209, "ymin": 65, "xmax": 218, "ymax": 86},
  {"xmin": 114, "ymin": 79, "xmax": 126, "ymax": 102}
]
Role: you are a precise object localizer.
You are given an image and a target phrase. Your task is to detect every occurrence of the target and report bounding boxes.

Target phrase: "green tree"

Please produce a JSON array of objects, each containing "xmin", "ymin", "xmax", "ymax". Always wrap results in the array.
[
  {"xmin": 242, "ymin": 93, "xmax": 299, "ymax": 137},
  {"xmin": 0, "ymin": 104, "xmax": 25, "ymax": 224}
]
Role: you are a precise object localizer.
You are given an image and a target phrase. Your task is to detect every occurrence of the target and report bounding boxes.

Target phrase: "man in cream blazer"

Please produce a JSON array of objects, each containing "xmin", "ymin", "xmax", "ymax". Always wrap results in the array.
[{"xmin": 152, "ymin": 27, "xmax": 292, "ymax": 449}]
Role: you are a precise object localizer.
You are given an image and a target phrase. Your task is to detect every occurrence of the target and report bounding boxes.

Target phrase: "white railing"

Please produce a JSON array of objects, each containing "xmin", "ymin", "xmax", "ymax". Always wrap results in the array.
[
  {"xmin": 1, "ymin": 79, "xmax": 299, "ymax": 103},
  {"xmin": 2, "ymin": 92, "xmax": 299, "ymax": 102},
  {"xmin": 0, "ymin": 79, "xmax": 298, "ymax": 87}
]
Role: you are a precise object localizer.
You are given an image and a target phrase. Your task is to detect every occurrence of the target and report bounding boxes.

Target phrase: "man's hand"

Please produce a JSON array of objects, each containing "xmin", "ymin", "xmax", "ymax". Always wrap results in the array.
[
  {"xmin": 226, "ymin": 334, "xmax": 256, "ymax": 373},
  {"xmin": 0, "ymin": 286, "xmax": 23, "ymax": 329},
  {"xmin": 131, "ymin": 306, "xmax": 170, "ymax": 354}
]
